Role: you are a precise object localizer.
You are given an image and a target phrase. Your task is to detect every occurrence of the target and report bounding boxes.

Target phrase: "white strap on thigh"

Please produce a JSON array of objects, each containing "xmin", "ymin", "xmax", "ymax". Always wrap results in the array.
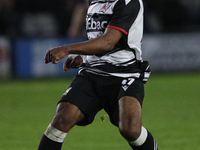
[
  {"xmin": 129, "ymin": 126, "xmax": 148, "ymax": 146},
  {"xmin": 44, "ymin": 124, "xmax": 67, "ymax": 143}
]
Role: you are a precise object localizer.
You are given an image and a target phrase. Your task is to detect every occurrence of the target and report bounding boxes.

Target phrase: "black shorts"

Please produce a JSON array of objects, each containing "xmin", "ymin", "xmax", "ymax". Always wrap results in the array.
[{"xmin": 59, "ymin": 70, "xmax": 144, "ymax": 126}]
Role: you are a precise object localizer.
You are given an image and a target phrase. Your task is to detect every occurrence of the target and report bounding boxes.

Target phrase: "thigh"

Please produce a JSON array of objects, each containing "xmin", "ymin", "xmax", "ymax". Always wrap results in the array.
[
  {"xmin": 118, "ymin": 96, "xmax": 142, "ymax": 141},
  {"xmin": 51, "ymin": 102, "xmax": 85, "ymax": 132},
  {"xmin": 106, "ymin": 77, "xmax": 144, "ymax": 126},
  {"xmin": 105, "ymin": 96, "xmax": 142, "ymax": 128},
  {"xmin": 59, "ymin": 72, "xmax": 102, "ymax": 126},
  {"xmin": 118, "ymin": 96, "xmax": 142, "ymax": 130}
]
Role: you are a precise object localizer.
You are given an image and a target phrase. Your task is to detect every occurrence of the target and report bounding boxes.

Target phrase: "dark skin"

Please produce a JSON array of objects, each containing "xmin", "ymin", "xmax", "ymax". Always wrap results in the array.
[
  {"xmin": 44, "ymin": 28, "xmax": 142, "ymax": 141},
  {"xmin": 44, "ymin": 28, "xmax": 120, "ymax": 64}
]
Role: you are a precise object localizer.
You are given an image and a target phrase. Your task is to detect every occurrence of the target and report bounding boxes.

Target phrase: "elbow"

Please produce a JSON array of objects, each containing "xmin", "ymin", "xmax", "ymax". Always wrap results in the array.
[
  {"xmin": 96, "ymin": 42, "xmax": 114, "ymax": 55},
  {"xmin": 94, "ymin": 41, "xmax": 115, "ymax": 55},
  {"xmin": 104, "ymin": 41, "xmax": 115, "ymax": 51},
  {"xmin": 97, "ymin": 27, "xmax": 122, "ymax": 53},
  {"xmin": 94, "ymin": 32, "xmax": 120, "ymax": 54},
  {"xmin": 99, "ymin": 36, "xmax": 116, "ymax": 53}
]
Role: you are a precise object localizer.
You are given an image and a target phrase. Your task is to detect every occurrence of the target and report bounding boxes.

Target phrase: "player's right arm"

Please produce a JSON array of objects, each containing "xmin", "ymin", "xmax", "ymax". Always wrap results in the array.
[{"xmin": 44, "ymin": 27, "xmax": 123, "ymax": 64}]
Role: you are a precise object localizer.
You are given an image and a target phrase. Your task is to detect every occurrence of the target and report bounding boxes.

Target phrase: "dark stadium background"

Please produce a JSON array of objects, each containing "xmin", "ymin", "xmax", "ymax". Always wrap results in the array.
[{"xmin": 0, "ymin": 0, "xmax": 200, "ymax": 150}]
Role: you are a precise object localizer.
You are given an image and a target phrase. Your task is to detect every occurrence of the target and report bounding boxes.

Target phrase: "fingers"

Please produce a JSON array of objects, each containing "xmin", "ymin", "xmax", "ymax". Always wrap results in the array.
[
  {"xmin": 63, "ymin": 58, "xmax": 78, "ymax": 73},
  {"xmin": 44, "ymin": 50, "xmax": 50, "ymax": 64},
  {"xmin": 63, "ymin": 56, "xmax": 83, "ymax": 73},
  {"xmin": 44, "ymin": 50, "xmax": 60, "ymax": 64},
  {"xmin": 63, "ymin": 58, "xmax": 72, "ymax": 73},
  {"xmin": 52, "ymin": 56, "xmax": 60, "ymax": 64}
]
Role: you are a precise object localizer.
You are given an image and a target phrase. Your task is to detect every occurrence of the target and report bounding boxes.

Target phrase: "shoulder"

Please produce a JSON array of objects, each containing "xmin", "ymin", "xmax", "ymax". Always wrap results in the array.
[
  {"xmin": 114, "ymin": 0, "xmax": 141, "ymax": 9},
  {"xmin": 112, "ymin": 0, "xmax": 142, "ymax": 17}
]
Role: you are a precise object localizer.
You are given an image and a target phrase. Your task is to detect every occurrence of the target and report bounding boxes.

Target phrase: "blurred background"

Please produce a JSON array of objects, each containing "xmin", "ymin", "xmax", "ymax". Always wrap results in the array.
[
  {"xmin": 0, "ymin": 1, "xmax": 200, "ymax": 150},
  {"xmin": 0, "ymin": 0, "xmax": 200, "ymax": 79}
]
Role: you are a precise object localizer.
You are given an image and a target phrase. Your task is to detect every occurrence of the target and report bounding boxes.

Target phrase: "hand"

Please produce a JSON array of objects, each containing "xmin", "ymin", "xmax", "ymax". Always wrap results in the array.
[
  {"xmin": 44, "ymin": 46, "xmax": 67, "ymax": 64},
  {"xmin": 63, "ymin": 55, "xmax": 83, "ymax": 73}
]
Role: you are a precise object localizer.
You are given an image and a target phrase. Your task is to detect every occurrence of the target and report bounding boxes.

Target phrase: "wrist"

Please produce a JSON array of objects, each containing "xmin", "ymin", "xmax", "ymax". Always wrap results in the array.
[{"xmin": 63, "ymin": 45, "xmax": 69, "ymax": 56}]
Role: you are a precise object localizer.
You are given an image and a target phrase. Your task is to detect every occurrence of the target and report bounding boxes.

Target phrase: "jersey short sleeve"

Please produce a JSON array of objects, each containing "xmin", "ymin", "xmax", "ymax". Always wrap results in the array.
[{"xmin": 107, "ymin": 0, "xmax": 140, "ymax": 35}]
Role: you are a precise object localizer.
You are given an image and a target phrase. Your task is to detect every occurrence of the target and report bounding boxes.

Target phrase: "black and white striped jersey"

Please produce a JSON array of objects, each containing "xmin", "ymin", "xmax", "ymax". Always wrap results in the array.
[{"xmin": 80, "ymin": 0, "xmax": 144, "ymax": 78}]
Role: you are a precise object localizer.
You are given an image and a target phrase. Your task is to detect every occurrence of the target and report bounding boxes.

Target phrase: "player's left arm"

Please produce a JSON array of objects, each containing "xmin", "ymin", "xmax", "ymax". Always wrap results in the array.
[{"xmin": 44, "ymin": 27, "xmax": 123, "ymax": 64}]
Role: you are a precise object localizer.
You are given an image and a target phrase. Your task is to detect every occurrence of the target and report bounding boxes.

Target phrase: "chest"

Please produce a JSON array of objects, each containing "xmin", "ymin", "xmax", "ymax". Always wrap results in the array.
[{"xmin": 86, "ymin": 1, "xmax": 117, "ymax": 33}]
